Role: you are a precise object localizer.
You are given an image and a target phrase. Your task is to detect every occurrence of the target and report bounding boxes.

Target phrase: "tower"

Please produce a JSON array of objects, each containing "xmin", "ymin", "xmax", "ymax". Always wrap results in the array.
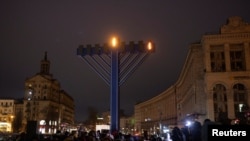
[{"xmin": 40, "ymin": 51, "xmax": 50, "ymax": 75}]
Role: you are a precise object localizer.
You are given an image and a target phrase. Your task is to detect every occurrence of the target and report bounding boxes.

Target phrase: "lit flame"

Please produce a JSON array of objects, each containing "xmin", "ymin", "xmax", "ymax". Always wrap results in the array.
[
  {"xmin": 147, "ymin": 42, "xmax": 152, "ymax": 50},
  {"xmin": 111, "ymin": 37, "xmax": 117, "ymax": 48}
]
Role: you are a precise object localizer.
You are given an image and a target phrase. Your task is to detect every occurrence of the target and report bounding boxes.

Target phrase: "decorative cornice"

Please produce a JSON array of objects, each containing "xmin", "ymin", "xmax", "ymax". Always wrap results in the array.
[{"xmin": 202, "ymin": 32, "xmax": 250, "ymax": 42}]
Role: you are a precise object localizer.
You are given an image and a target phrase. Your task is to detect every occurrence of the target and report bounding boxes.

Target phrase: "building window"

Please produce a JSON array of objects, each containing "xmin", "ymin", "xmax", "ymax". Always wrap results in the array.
[
  {"xmin": 233, "ymin": 83, "xmax": 247, "ymax": 117},
  {"xmin": 213, "ymin": 84, "xmax": 227, "ymax": 122},
  {"xmin": 210, "ymin": 45, "xmax": 225, "ymax": 72},
  {"xmin": 230, "ymin": 44, "xmax": 246, "ymax": 71}
]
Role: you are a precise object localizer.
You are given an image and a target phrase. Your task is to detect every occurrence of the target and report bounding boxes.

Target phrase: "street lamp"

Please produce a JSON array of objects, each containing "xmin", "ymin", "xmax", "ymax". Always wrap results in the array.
[{"xmin": 77, "ymin": 36, "xmax": 155, "ymax": 133}]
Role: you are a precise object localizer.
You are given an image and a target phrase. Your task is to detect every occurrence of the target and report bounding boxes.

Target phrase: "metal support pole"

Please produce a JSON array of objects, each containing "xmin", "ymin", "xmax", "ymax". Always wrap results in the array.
[{"xmin": 110, "ymin": 48, "xmax": 119, "ymax": 133}]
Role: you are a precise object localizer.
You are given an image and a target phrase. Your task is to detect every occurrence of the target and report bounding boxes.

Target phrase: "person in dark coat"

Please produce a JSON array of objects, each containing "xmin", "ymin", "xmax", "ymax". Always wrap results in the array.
[
  {"xmin": 189, "ymin": 121, "xmax": 202, "ymax": 141},
  {"xmin": 171, "ymin": 126, "xmax": 184, "ymax": 141},
  {"xmin": 181, "ymin": 126, "xmax": 191, "ymax": 141}
]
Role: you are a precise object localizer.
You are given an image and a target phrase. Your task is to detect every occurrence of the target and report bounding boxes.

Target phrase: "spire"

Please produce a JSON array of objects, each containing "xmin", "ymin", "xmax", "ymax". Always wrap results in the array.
[
  {"xmin": 44, "ymin": 51, "xmax": 48, "ymax": 60},
  {"xmin": 40, "ymin": 51, "xmax": 50, "ymax": 75}
]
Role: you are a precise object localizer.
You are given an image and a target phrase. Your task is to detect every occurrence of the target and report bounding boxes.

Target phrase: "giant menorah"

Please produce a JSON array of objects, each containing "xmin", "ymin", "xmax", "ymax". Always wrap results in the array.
[{"xmin": 77, "ymin": 37, "xmax": 155, "ymax": 133}]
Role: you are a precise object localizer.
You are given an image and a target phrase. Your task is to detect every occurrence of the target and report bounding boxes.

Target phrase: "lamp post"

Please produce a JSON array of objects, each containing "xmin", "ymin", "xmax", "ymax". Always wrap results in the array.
[{"xmin": 77, "ymin": 36, "xmax": 155, "ymax": 133}]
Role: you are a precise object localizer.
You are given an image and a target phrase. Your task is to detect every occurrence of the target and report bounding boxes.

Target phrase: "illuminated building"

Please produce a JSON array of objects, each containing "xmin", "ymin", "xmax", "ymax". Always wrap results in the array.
[
  {"xmin": 135, "ymin": 16, "xmax": 250, "ymax": 134},
  {"xmin": 0, "ymin": 99, "xmax": 15, "ymax": 132},
  {"xmin": 119, "ymin": 115, "xmax": 136, "ymax": 135},
  {"xmin": 98, "ymin": 111, "xmax": 135, "ymax": 135},
  {"xmin": 22, "ymin": 52, "xmax": 75, "ymax": 134}
]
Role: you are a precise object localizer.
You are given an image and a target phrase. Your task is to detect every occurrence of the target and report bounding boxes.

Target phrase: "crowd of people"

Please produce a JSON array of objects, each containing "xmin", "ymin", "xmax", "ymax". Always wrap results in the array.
[
  {"xmin": 170, "ymin": 118, "xmax": 217, "ymax": 141},
  {"xmin": 1, "ymin": 118, "xmax": 243, "ymax": 141},
  {"xmin": 9, "ymin": 129, "xmax": 141, "ymax": 141}
]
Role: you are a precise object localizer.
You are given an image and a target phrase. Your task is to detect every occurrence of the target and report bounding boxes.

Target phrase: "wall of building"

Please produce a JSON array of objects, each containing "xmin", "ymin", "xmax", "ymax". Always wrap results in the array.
[
  {"xmin": 134, "ymin": 16, "xmax": 250, "ymax": 134},
  {"xmin": 0, "ymin": 99, "xmax": 15, "ymax": 132},
  {"xmin": 21, "ymin": 52, "xmax": 75, "ymax": 134}
]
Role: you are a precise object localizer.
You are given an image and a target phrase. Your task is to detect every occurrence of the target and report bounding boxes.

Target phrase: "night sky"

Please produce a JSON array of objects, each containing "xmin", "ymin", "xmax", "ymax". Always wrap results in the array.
[{"xmin": 1, "ymin": 0, "xmax": 250, "ymax": 122}]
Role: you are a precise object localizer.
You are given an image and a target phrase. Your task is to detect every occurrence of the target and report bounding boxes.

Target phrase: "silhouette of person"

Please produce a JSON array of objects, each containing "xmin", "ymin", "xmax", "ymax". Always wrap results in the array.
[
  {"xmin": 189, "ymin": 121, "xmax": 202, "ymax": 141},
  {"xmin": 171, "ymin": 126, "xmax": 184, "ymax": 141}
]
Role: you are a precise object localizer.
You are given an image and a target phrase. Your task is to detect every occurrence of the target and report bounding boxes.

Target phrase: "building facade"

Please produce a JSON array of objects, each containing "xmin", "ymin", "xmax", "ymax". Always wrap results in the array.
[
  {"xmin": 0, "ymin": 99, "xmax": 15, "ymax": 132},
  {"xmin": 134, "ymin": 16, "xmax": 250, "ymax": 134},
  {"xmin": 96, "ymin": 111, "xmax": 135, "ymax": 135},
  {"xmin": 22, "ymin": 52, "xmax": 75, "ymax": 134},
  {"xmin": 134, "ymin": 86, "xmax": 177, "ymax": 135},
  {"xmin": 13, "ymin": 99, "xmax": 24, "ymax": 133},
  {"xmin": 120, "ymin": 115, "xmax": 135, "ymax": 135}
]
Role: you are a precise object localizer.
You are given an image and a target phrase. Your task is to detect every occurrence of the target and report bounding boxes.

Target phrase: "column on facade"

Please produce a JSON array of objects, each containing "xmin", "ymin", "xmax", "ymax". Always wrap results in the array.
[
  {"xmin": 204, "ymin": 44, "xmax": 211, "ymax": 72},
  {"xmin": 227, "ymin": 89, "xmax": 235, "ymax": 119},
  {"xmin": 224, "ymin": 44, "xmax": 231, "ymax": 72},
  {"xmin": 244, "ymin": 42, "xmax": 250, "ymax": 113},
  {"xmin": 244, "ymin": 42, "xmax": 250, "ymax": 71},
  {"xmin": 207, "ymin": 90, "xmax": 214, "ymax": 120}
]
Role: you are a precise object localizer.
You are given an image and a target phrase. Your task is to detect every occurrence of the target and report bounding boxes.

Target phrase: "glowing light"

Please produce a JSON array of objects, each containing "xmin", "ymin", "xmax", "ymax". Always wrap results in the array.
[
  {"xmin": 185, "ymin": 120, "xmax": 192, "ymax": 126},
  {"xmin": 111, "ymin": 37, "xmax": 118, "ymax": 48},
  {"xmin": 40, "ymin": 120, "xmax": 46, "ymax": 125},
  {"xmin": 147, "ymin": 42, "xmax": 153, "ymax": 50}
]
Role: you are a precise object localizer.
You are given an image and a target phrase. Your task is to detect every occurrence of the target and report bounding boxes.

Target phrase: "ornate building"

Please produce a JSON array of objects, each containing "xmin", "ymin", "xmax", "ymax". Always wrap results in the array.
[
  {"xmin": 134, "ymin": 16, "xmax": 250, "ymax": 134},
  {"xmin": 22, "ymin": 52, "xmax": 75, "ymax": 134}
]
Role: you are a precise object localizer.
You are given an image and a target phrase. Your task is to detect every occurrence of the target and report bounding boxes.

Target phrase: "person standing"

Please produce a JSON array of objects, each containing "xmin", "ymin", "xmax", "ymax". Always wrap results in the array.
[
  {"xmin": 189, "ymin": 121, "xmax": 202, "ymax": 141},
  {"xmin": 171, "ymin": 126, "xmax": 184, "ymax": 141}
]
